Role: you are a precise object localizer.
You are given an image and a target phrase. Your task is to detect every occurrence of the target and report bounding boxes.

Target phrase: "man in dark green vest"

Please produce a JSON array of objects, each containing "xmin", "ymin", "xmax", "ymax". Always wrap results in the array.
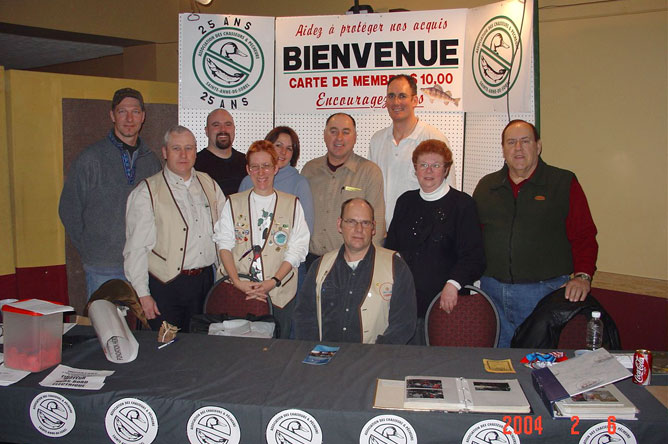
[{"xmin": 473, "ymin": 120, "xmax": 598, "ymax": 347}]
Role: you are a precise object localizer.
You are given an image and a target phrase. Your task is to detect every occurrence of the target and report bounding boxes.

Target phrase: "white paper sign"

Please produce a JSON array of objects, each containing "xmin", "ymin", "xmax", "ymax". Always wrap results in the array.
[
  {"xmin": 180, "ymin": 13, "xmax": 275, "ymax": 112},
  {"xmin": 40, "ymin": 364, "xmax": 114, "ymax": 390}
]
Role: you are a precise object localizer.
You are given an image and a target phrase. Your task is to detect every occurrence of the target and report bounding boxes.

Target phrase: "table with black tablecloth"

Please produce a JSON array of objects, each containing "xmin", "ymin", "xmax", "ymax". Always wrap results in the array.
[{"xmin": 0, "ymin": 328, "xmax": 666, "ymax": 443}]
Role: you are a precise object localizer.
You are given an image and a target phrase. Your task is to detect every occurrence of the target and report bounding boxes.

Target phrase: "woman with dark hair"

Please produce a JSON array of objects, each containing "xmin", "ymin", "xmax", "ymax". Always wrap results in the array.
[
  {"xmin": 384, "ymin": 139, "xmax": 485, "ymax": 344},
  {"xmin": 239, "ymin": 126, "xmax": 314, "ymax": 233}
]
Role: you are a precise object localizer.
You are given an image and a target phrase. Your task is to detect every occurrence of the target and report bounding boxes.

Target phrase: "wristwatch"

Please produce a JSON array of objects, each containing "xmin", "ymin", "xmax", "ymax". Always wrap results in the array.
[
  {"xmin": 271, "ymin": 276, "xmax": 282, "ymax": 287},
  {"xmin": 573, "ymin": 272, "xmax": 592, "ymax": 282}
]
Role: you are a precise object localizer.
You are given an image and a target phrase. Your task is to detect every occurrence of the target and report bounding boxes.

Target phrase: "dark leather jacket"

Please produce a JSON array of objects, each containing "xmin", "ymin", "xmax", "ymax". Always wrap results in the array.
[{"xmin": 511, "ymin": 287, "xmax": 620, "ymax": 349}]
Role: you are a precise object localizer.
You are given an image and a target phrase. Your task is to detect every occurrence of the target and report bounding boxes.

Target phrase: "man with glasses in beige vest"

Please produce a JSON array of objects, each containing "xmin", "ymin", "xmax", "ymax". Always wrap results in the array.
[{"xmin": 294, "ymin": 198, "xmax": 416, "ymax": 344}]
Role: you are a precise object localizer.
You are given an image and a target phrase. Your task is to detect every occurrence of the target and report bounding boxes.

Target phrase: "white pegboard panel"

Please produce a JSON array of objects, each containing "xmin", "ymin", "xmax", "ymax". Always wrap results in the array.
[
  {"xmin": 416, "ymin": 111, "xmax": 465, "ymax": 191},
  {"xmin": 178, "ymin": 102, "xmax": 534, "ymax": 196},
  {"xmin": 461, "ymin": 113, "xmax": 535, "ymax": 195},
  {"xmin": 179, "ymin": 108, "xmax": 274, "ymax": 154},
  {"xmin": 462, "ymin": 54, "xmax": 535, "ymax": 195},
  {"xmin": 275, "ymin": 111, "xmax": 466, "ymax": 190}
]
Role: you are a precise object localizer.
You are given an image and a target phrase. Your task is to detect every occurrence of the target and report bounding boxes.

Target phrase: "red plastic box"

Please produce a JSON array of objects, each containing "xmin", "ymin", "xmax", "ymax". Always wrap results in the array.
[{"xmin": 2, "ymin": 300, "xmax": 72, "ymax": 372}]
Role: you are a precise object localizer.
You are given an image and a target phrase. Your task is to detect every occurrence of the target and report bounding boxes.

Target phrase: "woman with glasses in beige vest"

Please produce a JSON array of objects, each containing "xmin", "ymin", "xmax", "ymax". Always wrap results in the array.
[{"xmin": 213, "ymin": 140, "xmax": 309, "ymax": 337}]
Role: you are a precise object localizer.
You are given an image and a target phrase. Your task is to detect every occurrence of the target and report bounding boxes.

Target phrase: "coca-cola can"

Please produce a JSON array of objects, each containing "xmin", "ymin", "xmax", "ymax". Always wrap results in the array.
[{"xmin": 632, "ymin": 349, "xmax": 652, "ymax": 385}]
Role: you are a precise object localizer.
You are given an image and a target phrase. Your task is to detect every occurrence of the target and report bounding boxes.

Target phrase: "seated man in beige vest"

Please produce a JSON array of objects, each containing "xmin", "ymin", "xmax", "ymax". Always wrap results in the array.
[
  {"xmin": 124, "ymin": 125, "xmax": 226, "ymax": 332},
  {"xmin": 294, "ymin": 198, "xmax": 416, "ymax": 344}
]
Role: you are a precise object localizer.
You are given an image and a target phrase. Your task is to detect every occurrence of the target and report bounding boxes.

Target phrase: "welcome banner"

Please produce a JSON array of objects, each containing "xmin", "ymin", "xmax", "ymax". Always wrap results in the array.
[
  {"xmin": 275, "ymin": 9, "xmax": 467, "ymax": 113},
  {"xmin": 179, "ymin": 2, "xmax": 533, "ymax": 114}
]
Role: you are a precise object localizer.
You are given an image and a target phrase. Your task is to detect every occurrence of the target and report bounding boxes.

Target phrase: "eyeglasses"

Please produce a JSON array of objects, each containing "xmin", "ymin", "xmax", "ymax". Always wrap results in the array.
[
  {"xmin": 342, "ymin": 218, "xmax": 374, "ymax": 229},
  {"xmin": 248, "ymin": 163, "xmax": 274, "ymax": 172},
  {"xmin": 415, "ymin": 162, "xmax": 446, "ymax": 171}
]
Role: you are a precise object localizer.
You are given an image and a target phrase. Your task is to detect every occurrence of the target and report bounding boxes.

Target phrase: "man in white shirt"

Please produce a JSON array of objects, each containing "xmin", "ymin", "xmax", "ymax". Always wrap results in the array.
[
  {"xmin": 124, "ymin": 125, "xmax": 226, "ymax": 332},
  {"xmin": 369, "ymin": 74, "xmax": 454, "ymax": 227}
]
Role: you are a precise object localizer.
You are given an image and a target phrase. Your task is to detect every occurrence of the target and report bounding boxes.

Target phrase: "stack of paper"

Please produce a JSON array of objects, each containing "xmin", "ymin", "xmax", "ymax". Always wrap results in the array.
[{"xmin": 532, "ymin": 348, "xmax": 633, "ymax": 418}]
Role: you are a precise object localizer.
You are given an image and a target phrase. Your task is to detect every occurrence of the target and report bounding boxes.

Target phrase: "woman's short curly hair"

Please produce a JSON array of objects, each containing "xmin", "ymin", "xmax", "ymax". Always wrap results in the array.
[
  {"xmin": 246, "ymin": 139, "xmax": 278, "ymax": 166},
  {"xmin": 412, "ymin": 139, "xmax": 453, "ymax": 168}
]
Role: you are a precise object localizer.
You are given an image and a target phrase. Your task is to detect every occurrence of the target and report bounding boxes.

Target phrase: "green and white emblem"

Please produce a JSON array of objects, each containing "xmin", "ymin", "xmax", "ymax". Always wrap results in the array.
[
  {"xmin": 471, "ymin": 15, "xmax": 522, "ymax": 99},
  {"xmin": 192, "ymin": 27, "xmax": 265, "ymax": 99}
]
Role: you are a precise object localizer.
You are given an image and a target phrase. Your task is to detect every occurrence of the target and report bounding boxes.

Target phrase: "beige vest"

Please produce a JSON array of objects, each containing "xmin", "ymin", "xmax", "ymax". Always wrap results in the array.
[
  {"xmin": 145, "ymin": 170, "xmax": 221, "ymax": 283},
  {"xmin": 315, "ymin": 246, "xmax": 395, "ymax": 344},
  {"xmin": 224, "ymin": 189, "xmax": 298, "ymax": 308}
]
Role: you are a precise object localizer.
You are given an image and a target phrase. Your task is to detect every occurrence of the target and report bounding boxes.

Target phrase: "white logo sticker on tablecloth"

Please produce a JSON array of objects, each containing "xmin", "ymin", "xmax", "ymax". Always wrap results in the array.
[
  {"xmin": 266, "ymin": 409, "xmax": 322, "ymax": 444},
  {"xmin": 579, "ymin": 421, "xmax": 637, "ymax": 444},
  {"xmin": 105, "ymin": 398, "xmax": 158, "ymax": 444},
  {"xmin": 462, "ymin": 419, "xmax": 520, "ymax": 444},
  {"xmin": 29, "ymin": 392, "xmax": 76, "ymax": 437},
  {"xmin": 360, "ymin": 414, "xmax": 417, "ymax": 444},
  {"xmin": 187, "ymin": 406, "xmax": 241, "ymax": 444}
]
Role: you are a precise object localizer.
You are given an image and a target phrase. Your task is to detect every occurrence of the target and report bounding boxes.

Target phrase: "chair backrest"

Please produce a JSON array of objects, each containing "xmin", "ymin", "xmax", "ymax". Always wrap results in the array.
[
  {"xmin": 203, "ymin": 275, "xmax": 272, "ymax": 318},
  {"xmin": 557, "ymin": 313, "xmax": 589, "ymax": 349},
  {"xmin": 425, "ymin": 285, "xmax": 500, "ymax": 347}
]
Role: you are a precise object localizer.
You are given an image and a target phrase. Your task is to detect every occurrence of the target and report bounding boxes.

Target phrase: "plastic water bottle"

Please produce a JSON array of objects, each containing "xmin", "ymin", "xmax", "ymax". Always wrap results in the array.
[{"xmin": 586, "ymin": 311, "xmax": 603, "ymax": 350}]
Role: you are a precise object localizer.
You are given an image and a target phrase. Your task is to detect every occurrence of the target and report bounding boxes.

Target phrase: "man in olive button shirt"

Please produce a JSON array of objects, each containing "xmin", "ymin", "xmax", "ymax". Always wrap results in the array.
[{"xmin": 301, "ymin": 113, "xmax": 386, "ymax": 270}]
